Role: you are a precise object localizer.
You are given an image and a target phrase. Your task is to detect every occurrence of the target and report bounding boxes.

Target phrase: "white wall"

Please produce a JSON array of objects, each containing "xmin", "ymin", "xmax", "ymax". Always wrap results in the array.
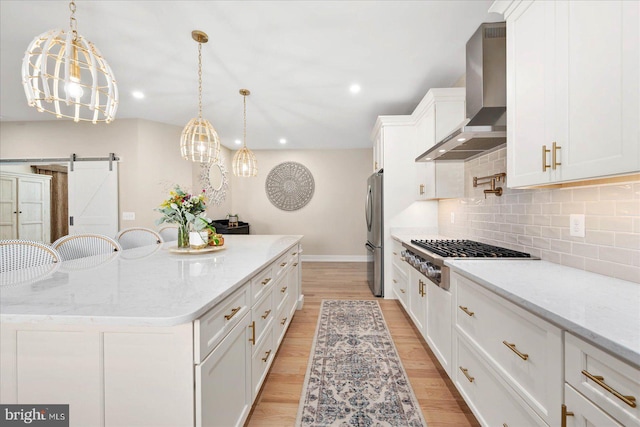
[{"xmin": 231, "ymin": 149, "xmax": 372, "ymax": 259}]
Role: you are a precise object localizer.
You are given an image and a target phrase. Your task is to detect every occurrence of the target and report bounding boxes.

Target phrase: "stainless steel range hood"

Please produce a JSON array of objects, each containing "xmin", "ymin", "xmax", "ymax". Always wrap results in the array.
[{"xmin": 417, "ymin": 22, "xmax": 506, "ymax": 162}]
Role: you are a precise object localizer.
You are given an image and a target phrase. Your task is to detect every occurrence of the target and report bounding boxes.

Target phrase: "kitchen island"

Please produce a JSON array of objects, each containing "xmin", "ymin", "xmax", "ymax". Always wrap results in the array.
[{"xmin": 0, "ymin": 234, "xmax": 303, "ymax": 427}]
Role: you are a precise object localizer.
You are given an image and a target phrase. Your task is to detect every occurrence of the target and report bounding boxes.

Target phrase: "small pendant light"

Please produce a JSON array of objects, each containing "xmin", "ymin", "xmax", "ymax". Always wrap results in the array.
[
  {"xmin": 232, "ymin": 89, "xmax": 258, "ymax": 177},
  {"xmin": 180, "ymin": 30, "xmax": 221, "ymax": 164}
]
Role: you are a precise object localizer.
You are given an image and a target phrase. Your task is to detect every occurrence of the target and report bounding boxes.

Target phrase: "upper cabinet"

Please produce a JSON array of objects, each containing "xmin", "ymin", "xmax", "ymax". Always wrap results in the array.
[
  {"xmin": 414, "ymin": 88, "xmax": 466, "ymax": 200},
  {"xmin": 492, "ymin": 0, "xmax": 639, "ymax": 187}
]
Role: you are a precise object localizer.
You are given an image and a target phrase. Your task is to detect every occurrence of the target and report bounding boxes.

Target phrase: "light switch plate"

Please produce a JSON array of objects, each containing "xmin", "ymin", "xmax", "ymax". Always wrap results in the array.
[
  {"xmin": 122, "ymin": 212, "xmax": 135, "ymax": 221},
  {"xmin": 569, "ymin": 214, "xmax": 585, "ymax": 237},
  {"xmin": 450, "ymin": 212, "xmax": 455, "ymax": 224}
]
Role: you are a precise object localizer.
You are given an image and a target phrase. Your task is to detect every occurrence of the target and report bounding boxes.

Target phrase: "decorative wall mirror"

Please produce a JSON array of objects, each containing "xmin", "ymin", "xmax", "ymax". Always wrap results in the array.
[{"xmin": 200, "ymin": 156, "xmax": 228, "ymax": 206}]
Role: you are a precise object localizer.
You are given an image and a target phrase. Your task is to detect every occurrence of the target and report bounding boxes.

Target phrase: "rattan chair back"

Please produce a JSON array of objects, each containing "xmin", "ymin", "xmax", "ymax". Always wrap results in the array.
[
  {"xmin": 158, "ymin": 225, "xmax": 179, "ymax": 242},
  {"xmin": 116, "ymin": 227, "xmax": 163, "ymax": 250},
  {"xmin": 52, "ymin": 233, "xmax": 122, "ymax": 261},
  {"xmin": 0, "ymin": 239, "xmax": 62, "ymax": 273}
]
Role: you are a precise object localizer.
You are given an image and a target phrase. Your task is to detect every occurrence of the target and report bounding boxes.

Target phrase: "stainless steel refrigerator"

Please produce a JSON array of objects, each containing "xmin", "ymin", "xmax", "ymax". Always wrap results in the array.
[{"xmin": 365, "ymin": 170, "xmax": 383, "ymax": 297}]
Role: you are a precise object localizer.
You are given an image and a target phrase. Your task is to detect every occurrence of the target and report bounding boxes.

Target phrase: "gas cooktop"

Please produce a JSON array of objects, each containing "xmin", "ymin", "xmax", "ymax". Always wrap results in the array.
[{"xmin": 410, "ymin": 239, "xmax": 533, "ymax": 259}]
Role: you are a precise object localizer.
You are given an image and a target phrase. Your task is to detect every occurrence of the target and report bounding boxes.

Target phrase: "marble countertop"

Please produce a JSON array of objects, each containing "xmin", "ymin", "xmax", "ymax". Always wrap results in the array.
[
  {"xmin": 0, "ymin": 235, "xmax": 302, "ymax": 327},
  {"xmin": 448, "ymin": 260, "xmax": 640, "ymax": 368},
  {"xmin": 390, "ymin": 231, "xmax": 640, "ymax": 368}
]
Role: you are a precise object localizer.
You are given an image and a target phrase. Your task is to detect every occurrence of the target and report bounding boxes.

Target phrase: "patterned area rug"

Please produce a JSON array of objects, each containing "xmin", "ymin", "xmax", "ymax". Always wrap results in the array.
[{"xmin": 297, "ymin": 300, "xmax": 427, "ymax": 427}]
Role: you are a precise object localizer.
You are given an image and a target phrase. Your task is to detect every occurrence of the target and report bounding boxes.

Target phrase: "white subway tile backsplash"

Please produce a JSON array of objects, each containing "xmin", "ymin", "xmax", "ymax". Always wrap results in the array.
[{"xmin": 437, "ymin": 148, "xmax": 639, "ymax": 283}]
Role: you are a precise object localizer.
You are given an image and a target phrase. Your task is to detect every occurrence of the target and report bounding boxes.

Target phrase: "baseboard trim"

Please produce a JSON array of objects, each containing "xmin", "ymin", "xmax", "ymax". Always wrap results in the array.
[{"xmin": 301, "ymin": 255, "xmax": 370, "ymax": 262}]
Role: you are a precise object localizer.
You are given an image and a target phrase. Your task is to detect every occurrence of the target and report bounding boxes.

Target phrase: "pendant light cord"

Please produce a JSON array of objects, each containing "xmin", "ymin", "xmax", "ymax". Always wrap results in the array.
[
  {"xmin": 243, "ymin": 93, "xmax": 247, "ymax": 148},
  {"xmin": 197, "ymin": 42, "xmax": 203, "ymax": 120},
  {"xmin": 69, "ymin": 1, "xmax": 78, "ymax": 41}
]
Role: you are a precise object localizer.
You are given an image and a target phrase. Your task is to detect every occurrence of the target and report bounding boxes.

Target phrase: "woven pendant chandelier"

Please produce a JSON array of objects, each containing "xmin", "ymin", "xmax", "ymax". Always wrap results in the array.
[
  {"xmin": 232, "ymin": 89, "xmax": 258, "ymax": 177},
  {"xmin": 21, "ymin": 1, "xmax": 118, "ymax": 123},
  {"xmin": 180, "ymin": 30, "xmax": 221, "ymax": 164}
]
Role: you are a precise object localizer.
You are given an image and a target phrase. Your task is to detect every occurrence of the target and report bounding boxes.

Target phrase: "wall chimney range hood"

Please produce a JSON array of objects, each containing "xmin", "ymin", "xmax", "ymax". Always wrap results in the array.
[{"xmin": 417, "ymin": 22, "xmax": 507, "ymax": 162}]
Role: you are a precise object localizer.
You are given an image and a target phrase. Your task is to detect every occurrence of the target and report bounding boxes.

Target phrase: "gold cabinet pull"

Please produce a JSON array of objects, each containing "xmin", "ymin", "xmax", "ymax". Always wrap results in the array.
[
  {"xmin": 418, "ymin": 280, "xmax": 424, "ymax": 297},
  {"xmin": 261, "ymin": 277, "xmax": 271, "ymax": 286},
  {"xmin": 393, "ymin": 279, "xmax": 397, "ymax": 284},
  {"xmin": 561, "ymin": 404, "xmax": 574, "ymax": 427},
  {"xmin": 293, "ymin": 262, "xmax": 298, "ymax": 267},
  {"xmin": 292, "ymin": 252, "xmax": 297, "ymax": 256},
  {"xmin": 503, "ymin": 424, "xmax": 509, "ymax": 427},
  {"xmin": 249, "ymin": 321, "xmax": 256, "ymax": 345},
  {"xmin": 503, "ymin": 341, "xmax": 529, "ymax": 360},
  {"xmin": 262, "ymin": 349, "xmax": 272, "ymax": 362},
  {"xmin": 420, "ymin": 280, "xmax": 426, "ymax": 297},
  {"xmin": 582, "ymin": 369, "xmax": 637, "ymax": 408},
  {"xmin": 552, "ymin": 142, "xmax": 561, "ymax": 169},
  {"xmin": 281, "ymin": 286, "xmax": 287, "ymax": 293},
  {"xmin": 459, "ymin": 306, "xmax": 474, "ymax": 317},
  {"xmin": 280, "ymin": 262, "xmax": 287, "ymax": 267},
  {"xmin": 542, "ymin": 145, "xmax": 551, "ymax": 171},
  {"xmin": 224, "ymin": 306, "xmax": 241, "ymax": 320},
  {"xmin": 261, "ymin": 309, "xmax": 272, "ymax": 319},
  {"xmin": 419, "ymin": 184, "xmax": 425, "ymax": 195},
  {"xmin": 459, "ymin": 366, "xmax": 474, "ymax": 383},
  {"xmin": 400, "ymin": 289, "xmax": 406, "ymax": 294},
  {"xmin": 281, "ymin": 317, "xmax": 287, "ymax": 325},
  {"xmin": 393, "ymin": 251, "xmax": 397, "ymax": 255}
]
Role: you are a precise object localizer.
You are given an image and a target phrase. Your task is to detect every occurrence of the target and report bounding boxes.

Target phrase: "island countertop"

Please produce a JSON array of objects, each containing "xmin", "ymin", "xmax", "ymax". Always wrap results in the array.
[{"xmin": 0, "ymin": 234, "xmax": 303, "ymax": 327}]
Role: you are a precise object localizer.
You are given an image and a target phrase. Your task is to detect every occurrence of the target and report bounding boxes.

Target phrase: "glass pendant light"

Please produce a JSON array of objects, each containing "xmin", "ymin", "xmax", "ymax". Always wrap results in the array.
[
  {"xmin": 232, "ymin": 89, "xmax": 258, "ymax": 177},
  {"xmin": 180, "ymin": 30, "xmax": 220, "ymax": 164},
  {"xmin": 21, "ymin": 1, "xmax": 118, "ymax": 123}
]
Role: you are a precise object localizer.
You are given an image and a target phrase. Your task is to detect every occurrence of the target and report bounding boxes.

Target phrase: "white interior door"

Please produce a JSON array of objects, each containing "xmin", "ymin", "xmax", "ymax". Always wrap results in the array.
[
  {"xmin": 0, "ymin": 175, "xmax": 18, "ymax": 239},
  {"xmin": 68, "ymin": 161, "xmax": 118, "ymax": 237},
  {"xmin": 18, "ymin": 176, "xmax": 51, "ymax": 243}
]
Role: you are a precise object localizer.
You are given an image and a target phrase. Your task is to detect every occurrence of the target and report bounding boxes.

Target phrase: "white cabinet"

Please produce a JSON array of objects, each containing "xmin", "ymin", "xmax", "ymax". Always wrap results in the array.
[
  {"xmin": 425, "ymin": 280, "xmax": 452, "ymax": 376},
  {"xmin": 391, "ymin": 239, "xmax": 409, "ymax": 309},
  {"xmin": 452, "ymin": 271, "xmax": 563, "ymax": 426},
  {"xmin": 408, "ymin": 269, "xmax": 427, "ymax": 335},
  {"xmin": 495, "ymin": 0, "xmax": 640, "ymax": 187},
  {"xmin": 373, "ymin": 127, "xmax": 384, "ymax": 172},
  {"xmin": 414, "ymin": 88, "xmax": 466, "ymax": 200},
  {"xmin": 564, "ymin": 385, "xmax": 624, "ymax": 427},
  {"xmin": 564, "ymin": 333, "xmax": 640, "ymax": 427},
  {"xmin": 0, "ymin": 172, "xmax": 52, "ymax": 243}
]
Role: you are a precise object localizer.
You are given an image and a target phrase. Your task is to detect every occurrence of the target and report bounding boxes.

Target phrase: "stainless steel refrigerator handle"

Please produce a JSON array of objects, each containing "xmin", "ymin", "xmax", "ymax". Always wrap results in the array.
[{"xmin": 365, "ymin": 186, "xmax": 372, "ymax": 231}]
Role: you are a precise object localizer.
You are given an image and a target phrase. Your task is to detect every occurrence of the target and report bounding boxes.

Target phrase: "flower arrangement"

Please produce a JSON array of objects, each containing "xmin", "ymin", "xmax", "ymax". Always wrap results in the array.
[{"xmin": 155, "ymin": 185, "xmax": 208, "ymax": 247}]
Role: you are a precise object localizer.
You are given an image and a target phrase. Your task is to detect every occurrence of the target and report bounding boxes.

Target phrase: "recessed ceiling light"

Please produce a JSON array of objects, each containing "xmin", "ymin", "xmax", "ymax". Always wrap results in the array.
[
  {"xmin": 279, "ymin": 138, "xmax": 287, "ymax": 145},
  {"xmin": 349, "ymin": 84, "xmax": 361, "ymax": 94},
  {"xmin": 438, "ymin": 149, "xmax": 447, "ymax": 153},
  {"xmin": 132, "ymin": 90, "xmax": 145, "ymax": 99},
  {"xmin": 425, "ymin": 157, "xmax": 432, "ymax": 161},
  {"xmin": 234, "ymin": 139, "xmax": 242, "ymax": 145},
  {"xmin": 457, "ymin": 137, "xmax": 466, "ymax": 142}
]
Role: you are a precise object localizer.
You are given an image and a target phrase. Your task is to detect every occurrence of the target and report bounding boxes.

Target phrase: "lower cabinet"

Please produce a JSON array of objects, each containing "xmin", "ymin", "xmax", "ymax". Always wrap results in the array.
[
  {"xmin": 196, "ymin": 313, "xmax": 252, "ymax": 427},
  {"xmin": 425, "ymin": 280, "xmax": 452, "ymax": 376},
  {"xmin": 408, "ymin": 269, "xmax": 427, "ymax": 334},
  {"xmin": 564, "ymin": 385, "xmax": 624, "ymax": 427}
]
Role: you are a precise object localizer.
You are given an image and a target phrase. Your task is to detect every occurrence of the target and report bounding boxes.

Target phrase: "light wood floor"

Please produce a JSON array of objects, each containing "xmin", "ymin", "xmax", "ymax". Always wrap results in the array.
[{"xmin": 245, "ymin": 262, "xmax": 480, "ymax": 427}]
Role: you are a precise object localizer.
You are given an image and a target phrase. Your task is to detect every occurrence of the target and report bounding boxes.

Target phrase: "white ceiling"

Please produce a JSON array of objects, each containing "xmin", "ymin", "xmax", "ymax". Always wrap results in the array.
[{"xmin": 0, "ymin": 1, "xmax": 499, "ymax": 150}]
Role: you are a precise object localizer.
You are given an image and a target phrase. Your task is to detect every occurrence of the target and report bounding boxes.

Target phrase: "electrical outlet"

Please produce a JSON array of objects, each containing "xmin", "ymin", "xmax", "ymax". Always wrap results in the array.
[
  {"xmin": 569, "ymin": 214, "xmax": 585, "ymax": 237},
  {"xmin": 122, "ymin": 212, "xmax": 135, "ymax": 221},
  {"xmin": 450, "ymin": 212, "xmax": 455, "ymax": 224}
]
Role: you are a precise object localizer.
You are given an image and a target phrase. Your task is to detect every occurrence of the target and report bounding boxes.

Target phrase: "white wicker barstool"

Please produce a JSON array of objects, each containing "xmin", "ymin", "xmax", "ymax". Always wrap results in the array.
[
  {"xmin": 158, "ymin": 225, "xmax": 179, "ymax": 242},
  {"xmin": 0, "ymin": 239, "xmax": 62, "ymax": 273},
  {"xmin": 52, "ymin": 234, "xmax": 122, "ymax": 261},
  {"xmin": 115, "ymin": 227, "xmax": 163, "ymax": 250}
]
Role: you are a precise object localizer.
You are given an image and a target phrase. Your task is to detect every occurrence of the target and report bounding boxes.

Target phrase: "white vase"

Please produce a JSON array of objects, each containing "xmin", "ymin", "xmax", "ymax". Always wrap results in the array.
[{"xmin": 189, "ymin": 231, "xmax": 208, "ymax": 250}]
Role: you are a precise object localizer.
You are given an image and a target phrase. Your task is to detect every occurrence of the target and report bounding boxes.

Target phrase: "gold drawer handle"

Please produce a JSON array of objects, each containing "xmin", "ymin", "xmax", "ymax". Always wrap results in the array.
[
  {"xmin": 582, "ymin": 369, "xmax": 637, "ymax": 408},
  {"xmin": 281, "ymin": 317, "xmax": 287, "ymax": 325},
  {"xmin": 561, "ymin": 404, "xmax": 574, "ymax": 427},
  {"xmin": 503, "ymin": 341, "xmax": 529, "ymax": 361},
  {"xmin": 292, "ymin": 252, "xmax": 297, "ymax": 255},
  {"xmin": 249, "ymin": 321, "xmax": 256, "ymax": 345},
  {"xmin": 393, "ymin": 251, "xmax": 397, "ymax": 255},
  {"xmin": 459, "ymin": 366, "xmax": 474, "ymax": 383},
  {"xmin": 261, "ymin": 349, "xmax": 272, "ymax": 362},
  {"xmin": 459, "ymin": 306, "xmax": 474, "ymax": 317},
  {"xmin": 281, "ymin": 286, "xmax": 287, "ymax": 293},
  {"xmin": 261, "ymin": 309, "xmax": 272, "ymax": 319},
  {"xmin": 293, "ymin": 262, "xmax": 298, "ymax": 267},
  {"xmin": 542, "ymin": 145, "xmax": 551, "ymax": 171},
  {"xmin": 280, "ymin": 262, "xmax": 287, "ymax": 267},
  {"xmin": 393, "ymin": 279, "xmax": 397, "ymax": 283},
  {"xmin": 261, "ymin": 277, "xmax": 271, "ymax": 285},
  {"xmin": 419, "ymin": 183, "xmax": 425, "ymax": 195},
  {"xmin": 552, "ymin": 141, "xmax": 561, "ymax": 169},
  {"xmin": 400, "ymin": 289, "xmax": 405, "ymax": 294},
  {"xmin": 224, "ymin": 306, "xmax": 241, "ymax": 320}
]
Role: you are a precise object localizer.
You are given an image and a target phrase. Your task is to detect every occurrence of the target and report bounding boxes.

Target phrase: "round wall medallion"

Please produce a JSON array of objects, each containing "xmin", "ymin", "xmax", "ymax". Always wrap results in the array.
[
  {"xmin": 265, "ymin": 162, "xmax": 315, "ymax": 211},
  {"xmin": 199, "ymin": 155, "xmax": 229, "ymax": 206}
]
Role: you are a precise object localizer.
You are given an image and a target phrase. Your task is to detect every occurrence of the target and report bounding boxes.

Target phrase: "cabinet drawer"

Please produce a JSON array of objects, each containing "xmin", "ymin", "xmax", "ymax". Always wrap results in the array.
[
  {"xmin": 252, "ymin": 327, "xmax": 275, "ymax": 399},
  {"xmin": 454, "ymin": 335, "xmax": 547, "ymax": 427},
  {"xmin": 392, "ymin": 264, "xmax": 408, "ymax": 309},
  {"xmin": 565, "ymin": 333, "xmax": 640, "ymax": 427},
  {"xmin": 194, "ymin": 285, "xmax": 250, "ymax": 363},
  {"xmin": 252, "ymin": 288, "xmax": 274, "ymax": 352},
  {"xmin": 454, "ymin": 273, "xmax": 562, "ymax": 424},
  {"xmin": 564, "ymin": 383, "xmax": 624, "ymax": 427},
  {"xmin": 274, "ymin": 252, "xmax": 290, "ymax": 279},
  {"xmin": 251, "ymin": 265, "xmax": 274, "ymax": 304},
  {"xmin": 274, "ymin": 276, "xmax": 290, "ymax": 314},
  {"xmin": 274, "ymin": 294, "xmax": 291, "ymax": 348}
]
